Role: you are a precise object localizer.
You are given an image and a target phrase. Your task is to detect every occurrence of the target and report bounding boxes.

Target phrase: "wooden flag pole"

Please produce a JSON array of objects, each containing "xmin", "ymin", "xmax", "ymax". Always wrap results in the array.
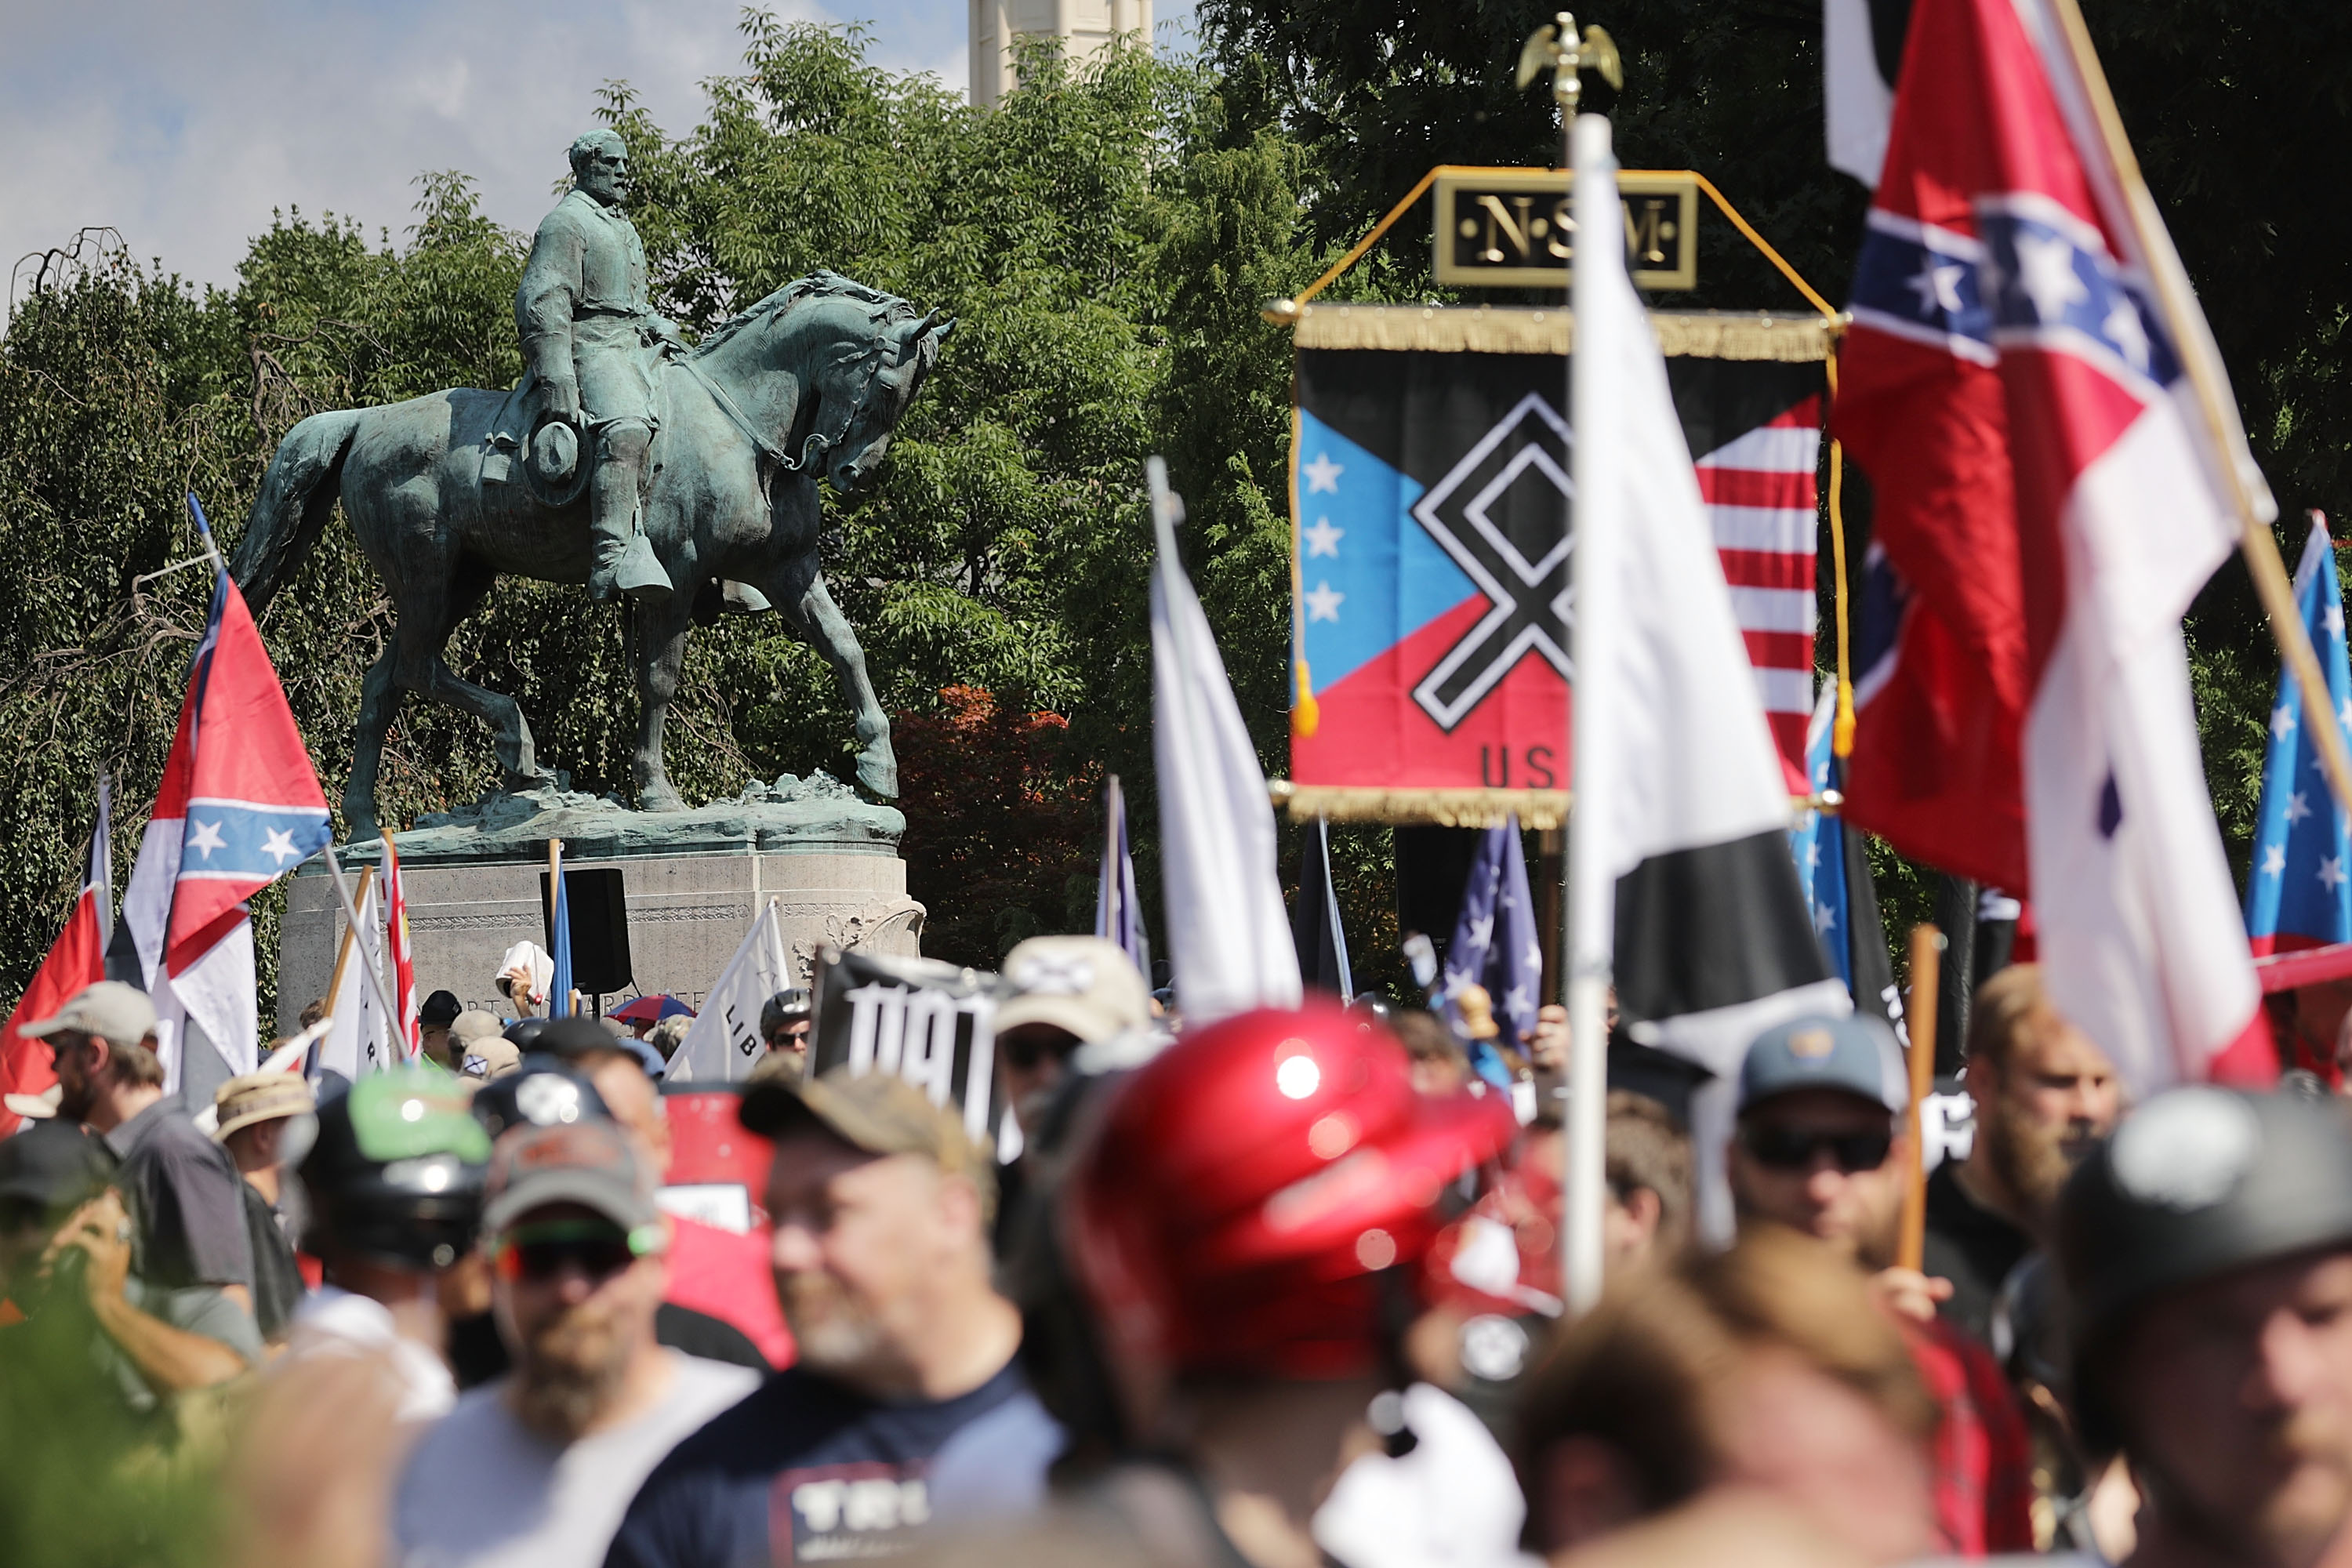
[
  {"xmin": 2042, "ymin": 0, "xmax": 2352, "ymax": 822},
  {"xmin": 320, "ymin": 847, "xmax": 408, "ymax": 1040},
  {"xmin": 1896, "ymin": 924, "xmax": 1944, "ymax": 1272},
  {"xmin": 321, "ymin": 863, "xmax": 377, "ymax": 1019}
]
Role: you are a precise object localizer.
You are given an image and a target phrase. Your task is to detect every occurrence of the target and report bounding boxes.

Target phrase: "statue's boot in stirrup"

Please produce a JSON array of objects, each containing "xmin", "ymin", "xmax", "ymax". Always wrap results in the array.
[{"xmin": 586, "ymin": 448, "xmax": 671, "ymax": 604}]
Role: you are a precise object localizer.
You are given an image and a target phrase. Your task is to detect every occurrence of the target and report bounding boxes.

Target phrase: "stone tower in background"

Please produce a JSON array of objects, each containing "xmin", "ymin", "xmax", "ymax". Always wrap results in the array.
[{"xmin": 970, "ymin": 0, "xmax": 1153, "ymax": 108}]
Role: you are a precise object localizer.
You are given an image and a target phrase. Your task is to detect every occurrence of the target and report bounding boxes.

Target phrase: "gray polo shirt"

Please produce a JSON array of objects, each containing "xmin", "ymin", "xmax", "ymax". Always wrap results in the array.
[{"xmin": 104, "ymin": 1096, "xmax": 254, "ymax": 1294}]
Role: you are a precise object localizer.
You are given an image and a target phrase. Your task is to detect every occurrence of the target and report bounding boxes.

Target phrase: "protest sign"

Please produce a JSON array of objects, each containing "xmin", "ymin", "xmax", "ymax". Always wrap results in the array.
[{"xmin": 810, "ymin": 948, "xmax": 1007, "ymax": 1144}]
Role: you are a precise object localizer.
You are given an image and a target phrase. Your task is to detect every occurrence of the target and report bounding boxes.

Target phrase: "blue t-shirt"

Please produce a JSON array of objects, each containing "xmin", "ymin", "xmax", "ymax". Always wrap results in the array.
[{"xmin": 603, "ymin": 1359, "xmax": 1049, "ymax": 1568}]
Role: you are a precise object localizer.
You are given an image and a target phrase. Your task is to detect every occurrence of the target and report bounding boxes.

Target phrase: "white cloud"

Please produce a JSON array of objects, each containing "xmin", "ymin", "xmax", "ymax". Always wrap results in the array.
[{"xmin": 0, "ymin": 0, "xmax": 985, "ymax": 297}]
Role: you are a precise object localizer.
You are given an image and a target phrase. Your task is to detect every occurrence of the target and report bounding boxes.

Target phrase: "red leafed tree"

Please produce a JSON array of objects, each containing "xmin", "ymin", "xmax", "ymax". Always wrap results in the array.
[{"xmin": 894, "ymin": 687, "xmax": 1101, "ymax": 970}]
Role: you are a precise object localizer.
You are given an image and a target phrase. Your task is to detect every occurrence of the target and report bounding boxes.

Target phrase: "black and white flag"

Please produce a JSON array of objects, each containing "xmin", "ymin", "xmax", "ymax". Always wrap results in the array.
[{"xmin": 1566, "ymin": 116, "xmax": 1851, "ymax": 1256}]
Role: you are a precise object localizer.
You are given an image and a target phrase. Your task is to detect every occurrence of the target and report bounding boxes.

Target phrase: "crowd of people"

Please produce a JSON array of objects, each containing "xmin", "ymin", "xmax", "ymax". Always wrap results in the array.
[{"xmin": 5, "ymin": 933, "xmax": 2352, "ymax": 1568}]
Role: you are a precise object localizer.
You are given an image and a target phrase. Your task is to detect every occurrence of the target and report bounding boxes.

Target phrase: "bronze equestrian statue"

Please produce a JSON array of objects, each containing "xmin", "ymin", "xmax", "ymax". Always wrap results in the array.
[{"xmin": 231, "ymin": 132, "xmax": 950, "ymax": 840}]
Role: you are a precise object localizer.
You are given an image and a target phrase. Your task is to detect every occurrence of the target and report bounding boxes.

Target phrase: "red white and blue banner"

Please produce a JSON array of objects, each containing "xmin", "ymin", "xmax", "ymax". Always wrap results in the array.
[
  {"xmin": 1837, "ymin": 0, "xmax": 2270, "ymax": 1088},
  {"xmin": 125, "ymin": 503, "xmax": 333, "ymax": 1086},
  {"xmin": 1286, "ymin": 310, "xmax": 1828, "ymax": 814},
  {"xmin": 2245, "ymin": 517, "xmax": 2352, "ymax": 956}
]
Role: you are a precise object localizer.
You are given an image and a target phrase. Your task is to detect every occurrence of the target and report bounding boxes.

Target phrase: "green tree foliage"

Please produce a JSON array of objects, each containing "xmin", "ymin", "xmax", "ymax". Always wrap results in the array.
[{"xmin": 0, "ymin": 19, "xmax": 1343, "ymax": 997}]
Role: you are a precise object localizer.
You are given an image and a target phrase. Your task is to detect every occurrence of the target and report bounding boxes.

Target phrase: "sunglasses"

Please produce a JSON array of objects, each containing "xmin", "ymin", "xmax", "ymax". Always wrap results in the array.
[
  {"xmin": 494, "ymin": 1220, "xmax": 651, "ymax": 1284},
  {"xmin": 1740, "ymin": 1125, "xmax": 1893, "ymax": 1174}
]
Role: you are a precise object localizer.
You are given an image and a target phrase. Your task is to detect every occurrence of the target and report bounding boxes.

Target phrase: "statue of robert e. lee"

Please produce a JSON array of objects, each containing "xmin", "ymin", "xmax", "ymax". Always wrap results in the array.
[{"xmin": 515, "ymin": 127, "xmax": 679, "ymax": 604}]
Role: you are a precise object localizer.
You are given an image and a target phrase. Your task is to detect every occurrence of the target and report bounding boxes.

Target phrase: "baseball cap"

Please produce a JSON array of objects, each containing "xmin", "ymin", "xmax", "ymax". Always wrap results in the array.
[
  {"xmin": 531, "ymin": 1016, "xmax": 626, "ymax": 1059},
  {"xmin": 20, "ymin": 981, "xmax": 157, "ymax": 1045},
  {"xmin": 460, "ymin": 1036, "xmax": 524, "ymax": 1080},
  {"xmin": 452, "ymin": 1011, "xmax": 504, "ymax": 1044},
  {"xmin": 1737, "ymin": 1014, "xmax": 1906, "ymax": 1116},
  {"xmin": 470, "ymin": 1055, "xmax": 610, "ymax": 1142},
  {"xmin": 482, "ymin": 1118, "xmax": 663, "ymax": 1242},
  {"xmin": 994, "ymin": 935, "xmax": 1149, "ymax": 1044},
  {"xmin": 3, "ymin": 1083, "xmax": 62, "ymax": 1122},
  {"xmin": 419, "ymin": 990, "xmax": 463, "ymax": 1028},
  {"xmin": 212, "ymin": 1072, "xmax": 318, "ymax": 1142},
  {"xmin": 0, "ymin": 1120, "xmax": 114, "ymax": 1217},
  {"xmin": 742, "ymin": 1062, "xmax": 996, "ymax": 1216}
]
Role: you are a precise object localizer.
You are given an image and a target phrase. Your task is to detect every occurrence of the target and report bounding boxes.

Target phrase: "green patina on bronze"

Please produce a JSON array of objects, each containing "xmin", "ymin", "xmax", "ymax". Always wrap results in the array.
[{"xmin": 230, "ymin": 130, "xmax": 952, "ymax": 840}]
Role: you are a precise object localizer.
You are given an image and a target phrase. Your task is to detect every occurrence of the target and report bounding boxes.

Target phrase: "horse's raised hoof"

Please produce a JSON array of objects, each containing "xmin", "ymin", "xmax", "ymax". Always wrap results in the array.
[
  {"xmin": 856, "ymin": 745, "xmax": 899, "ymax": 800},
  {"xmin": 637, "ymin": 779, "xmax": 689, "ymax": 814}
]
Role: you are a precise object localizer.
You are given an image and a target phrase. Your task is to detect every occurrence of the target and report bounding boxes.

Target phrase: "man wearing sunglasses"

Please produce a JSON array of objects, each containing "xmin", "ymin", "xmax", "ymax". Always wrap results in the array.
[
  {"xmin": 393, "ymin": 1118, "xmax": 758, "ymax": 1568},
  {"xmin": 1726, "ymin": 1014, "xmax": 2033, "ymax": 1556}
]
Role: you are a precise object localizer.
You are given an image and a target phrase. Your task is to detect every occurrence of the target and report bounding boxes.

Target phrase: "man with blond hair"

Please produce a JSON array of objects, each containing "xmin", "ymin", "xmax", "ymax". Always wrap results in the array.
[{"xmin": 1926, "ymin": 964, "xmax": 2122, "ymax": 1344}]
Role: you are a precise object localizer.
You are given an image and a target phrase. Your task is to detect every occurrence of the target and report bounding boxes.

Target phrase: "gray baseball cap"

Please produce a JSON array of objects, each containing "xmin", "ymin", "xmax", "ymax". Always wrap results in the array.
[
  {"xmin": 21, "ymin": 981, "xmax": 158, "ymax": 1046},
  {"xmin": 482, "ymin": 1118, "xmax": 663, "ymax": 1240},
  {"xmin": 1737, "ymin": 1014, "xmax": 1907, "ymax": 1115}
]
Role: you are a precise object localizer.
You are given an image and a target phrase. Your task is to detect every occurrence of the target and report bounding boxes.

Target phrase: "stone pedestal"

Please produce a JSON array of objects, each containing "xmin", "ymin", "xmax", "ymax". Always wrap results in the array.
[{"xmin": 277, "ymin": 776, "xmax": 923, "ymax": 1032}]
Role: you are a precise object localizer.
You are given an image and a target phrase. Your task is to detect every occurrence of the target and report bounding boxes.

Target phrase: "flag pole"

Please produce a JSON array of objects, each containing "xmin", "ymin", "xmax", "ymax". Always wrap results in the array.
[
  {"xmin": 322, "ymin": 863, "xmax": 377, "ymax": 1023},
  {"xmin": 1896, "ymin": 924, "xmax": 1944, "ymax": 1272},
  {"xmin": 2038, "ymin": 0, "xmax": 2352, "ymax": 822},
  {"xmin": 1563, "ymin": 109, "xmax": 1620, "ymax": 1323},
  {"xmin": 320, "ymin": 847, "xmax": 407, "ymax": 1042}
]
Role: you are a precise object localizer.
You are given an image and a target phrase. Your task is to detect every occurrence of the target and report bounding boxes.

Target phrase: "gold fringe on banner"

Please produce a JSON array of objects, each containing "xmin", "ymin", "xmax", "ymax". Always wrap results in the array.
[
  {"xmin": 1292, "ymin": 305, "xmax": 1839, "ymax": 361},
  {"xmin": 1269, "ymin": 780, "xmax": 1840, "ymax": 828},
  {"xmin": 1270, "ymin": 780, "xmax": 1571, "ymax": 829}
]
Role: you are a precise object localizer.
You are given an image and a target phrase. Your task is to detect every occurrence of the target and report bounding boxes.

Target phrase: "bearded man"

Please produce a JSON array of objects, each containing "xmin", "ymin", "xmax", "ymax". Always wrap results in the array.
[
  {"xmin": 608, "ymin": 1064, "xmax": 1057, "ymax": 1568},
  {"xmin": 1925, "ymin": 964, "xmax": 2122, "ymax": 1344},
  {"xmin": 390, "ymin": 1120, "xmax": 757, "ymax": 1568}
]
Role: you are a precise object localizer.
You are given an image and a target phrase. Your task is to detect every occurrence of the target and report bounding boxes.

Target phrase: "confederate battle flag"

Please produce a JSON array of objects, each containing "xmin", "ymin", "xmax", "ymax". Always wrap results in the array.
[{"xmin": 1837, "ymin": 0, "xmax": 2270, "ymax": 1090}]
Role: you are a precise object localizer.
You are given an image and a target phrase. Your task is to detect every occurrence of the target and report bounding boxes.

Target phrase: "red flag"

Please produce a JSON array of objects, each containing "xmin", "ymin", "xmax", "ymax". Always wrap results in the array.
[
  {"xmin": 0, "ymin": 786, "xmax": 111, "ymax": 1134},
  {"xmin": 384, "ymin": 837, "xmax": 419, "ymax": 1059},
  {"xmin": 1837, "ymin": 0, "xmax": 2269, "ymax": 1089}
]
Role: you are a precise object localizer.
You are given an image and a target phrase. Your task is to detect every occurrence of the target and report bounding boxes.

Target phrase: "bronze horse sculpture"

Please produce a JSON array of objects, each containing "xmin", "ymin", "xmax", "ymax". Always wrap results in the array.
[{"xmin": 231, "ymin": 272, "xmax": 949, "ymax": 838}]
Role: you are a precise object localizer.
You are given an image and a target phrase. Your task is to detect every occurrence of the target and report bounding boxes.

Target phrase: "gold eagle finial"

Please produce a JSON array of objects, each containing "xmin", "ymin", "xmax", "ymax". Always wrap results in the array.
[{"xmin": 1517, "ymin": 13, "xmax": 1623, "ymax": 113}]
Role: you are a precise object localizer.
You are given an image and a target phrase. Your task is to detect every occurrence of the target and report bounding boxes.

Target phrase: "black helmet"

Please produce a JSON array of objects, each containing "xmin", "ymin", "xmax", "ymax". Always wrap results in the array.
[
  {"xmin": 504, "ymin": 1016, "xmax": 550, "ymax": 1051},
  {"xmin": 760, "ymin": 989, "xmax": 812, "ymax": 1040},
  {"xmin": 298, "ymin": 1069, "xmax": 491, "ymax": 1272},
  {"xmin": 2059, "ymin": 1087, "xmax": 2352, "ymax": 1445},
  {"xmin": 469, "ymin": 1054, "xmax": 611, "ymax": 1143}
]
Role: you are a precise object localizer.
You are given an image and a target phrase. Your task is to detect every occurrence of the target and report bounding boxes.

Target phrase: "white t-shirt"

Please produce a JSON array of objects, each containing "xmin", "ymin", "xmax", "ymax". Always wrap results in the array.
[
  {"xmin": 286, "ymin": 1284, "xmax": 457, "ymax": 1425},
  {"xmin": 390, "ymin": 1350, "xmax": 759, "ymax": 1568}
]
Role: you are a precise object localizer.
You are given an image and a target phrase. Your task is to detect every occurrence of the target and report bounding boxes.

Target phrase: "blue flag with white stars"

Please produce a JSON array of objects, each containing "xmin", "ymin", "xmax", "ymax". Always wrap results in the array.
[
  {"xmin": 2245, "ymin": 520, "xmax": 2352, "ymax": 955},
  {"xmin": 1791, "ymin": 688, "xmax": 1853, "ymax": 989},
  {"xmin": 1442, "ymin": 816, "xmax": 1541, "ymax": 1088}
]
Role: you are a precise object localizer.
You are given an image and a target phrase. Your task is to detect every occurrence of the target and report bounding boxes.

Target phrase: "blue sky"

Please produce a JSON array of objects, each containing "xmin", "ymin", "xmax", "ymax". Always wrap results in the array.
[{"xmin": 0, "ymin": 0, "xmax": 1194, "ymax": 297}]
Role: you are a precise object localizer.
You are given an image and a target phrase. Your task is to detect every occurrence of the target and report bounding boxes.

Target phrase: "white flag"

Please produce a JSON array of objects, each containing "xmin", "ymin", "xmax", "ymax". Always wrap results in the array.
[
  {"xmin": 1825, "ymin": 0, "xmax": 1899, "ymax": 187},
  {"xmin": 673, "ymin": 899, "xmax": 791, "ymax": 1082},
  {"xmin": 316, "ymin": 875, "xmax": 389, "ymax": 1081},
  {"xmin": 1566, "ymin": 115, "xmax": 1850, "ymax": 1266},
  {"xmin": 1149, "ymin": 458, "xmax": 1301, "ymax": 1025}
]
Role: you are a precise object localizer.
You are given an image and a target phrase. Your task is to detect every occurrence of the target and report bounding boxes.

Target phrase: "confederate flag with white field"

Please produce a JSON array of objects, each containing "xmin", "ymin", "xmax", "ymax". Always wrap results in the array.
[
  {"xmin": 125, "ymin": 532, "xmax": 333, "ymax": 1087},
  {"xmin": 1837, "ymin": 0, "xmax": 2272, "ymax": 1090}
]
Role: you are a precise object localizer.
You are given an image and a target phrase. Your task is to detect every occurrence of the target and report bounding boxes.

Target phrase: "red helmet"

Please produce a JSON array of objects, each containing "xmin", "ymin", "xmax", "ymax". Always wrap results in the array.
[{"xmin": 1063, "ymin": 998, "xmax": 1518, "ymax": 1381}]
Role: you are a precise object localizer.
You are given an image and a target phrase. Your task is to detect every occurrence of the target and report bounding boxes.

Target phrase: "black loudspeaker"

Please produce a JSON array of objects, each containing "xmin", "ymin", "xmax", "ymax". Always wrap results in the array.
[{"xmin": 540, "ymin": 866, "xmax": 633, "ymax": 998}]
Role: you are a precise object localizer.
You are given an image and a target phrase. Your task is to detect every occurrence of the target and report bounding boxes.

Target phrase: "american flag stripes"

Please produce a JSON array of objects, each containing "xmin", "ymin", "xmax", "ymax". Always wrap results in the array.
[{"xmin": 1697, "ymin": 397, "xmax": 1824, "ymax": 772}]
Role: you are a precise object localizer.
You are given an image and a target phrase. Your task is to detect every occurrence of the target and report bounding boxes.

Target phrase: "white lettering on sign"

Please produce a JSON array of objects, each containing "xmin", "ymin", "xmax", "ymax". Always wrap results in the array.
[{"xmin": 840, "ymin": 981, "xmax": 1000, "ymax": 1142}]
